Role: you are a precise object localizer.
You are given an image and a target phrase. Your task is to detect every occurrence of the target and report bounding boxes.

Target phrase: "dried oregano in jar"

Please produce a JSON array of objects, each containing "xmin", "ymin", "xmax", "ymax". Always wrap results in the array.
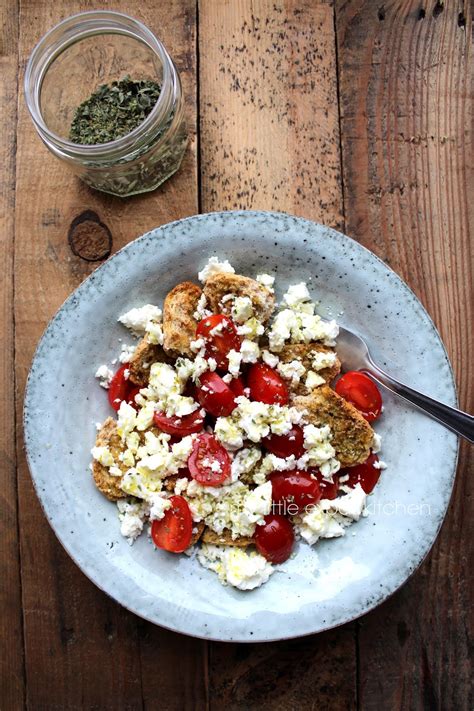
[{"xmin": 25, "ymin": 12, "xmax": 188, "ymax": 197}]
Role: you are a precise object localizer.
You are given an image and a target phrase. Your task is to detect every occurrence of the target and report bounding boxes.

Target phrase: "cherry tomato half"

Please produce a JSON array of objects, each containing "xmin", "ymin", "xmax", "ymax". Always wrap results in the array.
[
  {"xmin": 197, "ymin": 371, "xmax": 237, "ymax": 417},
  {"xmin": 340, "ymin": 453, "xmax": 381, "ymax": 494},
  {"xmin": 254, "ymin": 515, "xmax": 295, "ymax": 563},
  {"xmin": 228, "ymin": 376, "xmax": 246, "ymax": 398},
  {"xmin": 108, "ymin": 365, "xmax": 138, "ymax": 412},
  {"xmin": 262, "ymin": 425, "xmax": 305, "ymax": 458},
  {"xmin": 151, "ymin": 496, "xmax": 193, "ymax": 553},
  {"xmin": 307, "ymin": 468, "xmax": 340, "ymax": 500},
  {"xmin": 270, "ymin": 470, "xmax": 321, "ymax": 514},
  {"xmin": 196, "ymin": 314, "xmax": 241, "ymax": 369},
  {"xmin": 335, "ymin": 371, "xmax": 382, "ymax": 422},
  {"xmin": 247, "ymin": 363, "xmax": 289, "ymax": 406},
  {"xmin": 153, "ymin": 409, "xmax": 204, "ymax": 437},
  {"xmin": 188, "ymin": 433, "xmax": 231, "ymax": 486}
]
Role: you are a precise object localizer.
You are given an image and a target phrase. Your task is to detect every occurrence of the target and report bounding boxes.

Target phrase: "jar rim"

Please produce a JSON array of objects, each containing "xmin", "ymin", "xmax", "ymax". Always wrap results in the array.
[{"xmin": 24, "ymin": 10, "xmax": 177, "ymax": 158}]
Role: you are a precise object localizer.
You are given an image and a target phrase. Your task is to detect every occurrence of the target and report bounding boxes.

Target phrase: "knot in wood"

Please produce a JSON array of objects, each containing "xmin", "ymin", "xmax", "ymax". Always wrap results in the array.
[{"xmin": 68, "ymin": 210, "xmax": 112, "ymax": 262}]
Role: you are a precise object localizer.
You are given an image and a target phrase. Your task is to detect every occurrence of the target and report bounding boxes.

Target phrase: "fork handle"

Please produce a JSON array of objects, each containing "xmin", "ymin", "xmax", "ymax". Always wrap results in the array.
[{"xmin": 362, "ymin": 361, "xmax": 474, "ymax": 443}]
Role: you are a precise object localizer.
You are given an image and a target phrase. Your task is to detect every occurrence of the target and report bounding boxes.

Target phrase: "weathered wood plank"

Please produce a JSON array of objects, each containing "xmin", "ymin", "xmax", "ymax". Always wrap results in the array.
[
  {"xmin": 0, "ymin": 0, "xmax": 25, "ymax": 708},
  {"xmin": 335, "ymin": 1, "xmax": 473, "ymax": 708},
  {"xmin": 14, "ymin": 1, "xmax": 206, "ymax": 708},
  {"xmin": 199, "ymin": 0, "xmax": 344, "ymax": 228},
  {"xmin": 199, "ymin": 2, "xmax": 355, "ymax": 708}
]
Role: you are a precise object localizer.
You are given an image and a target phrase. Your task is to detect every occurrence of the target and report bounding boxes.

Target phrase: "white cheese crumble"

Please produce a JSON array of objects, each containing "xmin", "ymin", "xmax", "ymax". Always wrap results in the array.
[
  {"xmin": 300, "ymin": 424, "xmax": 340, "ymax": 477},
  {"xmin": 119, "ymin": 304, "xmax": 162, "ymax": 339},
  {"xmin": 119, "ymin": 343, "xmax": 137, "ymax": 363},
  {"xmin": 268, "ymin": 283, "xmax": 339, "ymax": 351},
  {"xmin": 277, "ymin": 359, "xmax": 306, "ymax": 385},
  {"xmin": 227, "ymin": 349, "xmax": 242, "ymax": 377},
  {"xmin": 372, "ymin": 432, "xmax": 382, "ymax": 453},
  {"xmin": 193, "ymin": 293, "xmax": 211, "ymax": 321},
  {"xmin": 305, "ymin": 371, "xmax": 326, "ymax": 389},
  {"xmin": 117, "ymin": 500, "xmax": 148, "ymax": 544},
  {"xmin": 197, "ymin": 544, "xmax": 274, "ymax": 590},
  {"xmin": 310, "ymin": 350, "xmax": 338, "ymax": 371},
  {"xmin": 215, "ymin": 396, "xmax": 304, "ymax": 450},
  {"xmin": 294, "ymin": 485, "xmax": 367, "ymax": 545},
  {"xmin": 95, "ymin": 365, "xmax": 113, "ymax": 389},
  {"xmin": 261, "ymin": 350, "xmax": 279, "ymax": 368},
  {"xmin": 236, "ymin": 318, "xmax": 265, "ymax": 340},
  {"xmin": 91, "ymin": 446, "xmax": 115, "ymax": 467},
  {"xmin": 256, "ymin": 273, "xmax": 275, "ymax": 290},
  {"xmin": 240, "ymin": 339, "xmax": 260, "ymax": 363},
  {"xmin": 198, "ymin": 257, "xmax": 235, "ymax": 283},
  {"xmin": 373, "ymin": 459, "xmax": 387, "ymax": 470},
  {"xmin": 230, "ymin": 296, "xmax": 254, "ymax": 323}
]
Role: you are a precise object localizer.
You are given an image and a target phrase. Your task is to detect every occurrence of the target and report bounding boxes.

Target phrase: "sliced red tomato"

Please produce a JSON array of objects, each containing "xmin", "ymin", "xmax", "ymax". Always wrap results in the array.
[
  {"xmin": 247, "ymin": 363, "xmax": 289, "ymax": 405},
  {"xmin": 153, "ymin": 409, "xmax": 204, "ymax": 437},
  {"xmin": 188, "ymin": 433, "xmax": 231, "ymax": 486},
  {"xmin": 108, "ymin": 364, "xmax": 138, "ymax": 412},
  {"xmin": 270, "ymin": 470, "xmax": 321, "ymax": 514},
  {"xmin": 196, "ymin": 371, "xmax": 237, "ymax": 417},
  {"xmin": 254, "ymin": 515, "xmax": 295, "ymax": 563},
  {"xmin": 196, "ymin": 314, "xmax": 241, "ymax": 369},
  {"xmin": 262, "ymin": 425, "xmax": 305, "ymax": 458},
  {"xmin": 151, "ymin": 496, "xmax": 193, "ymax": 553},
  {"xmin": 307, "ymin": 468, "xmax": 339, "ymax": 500},
  {"xmin": 335, "ymin": 371, "xmax": 382, "ymax": 422},
  {"xmin": 228, "ymin": 376, "xmax": 245, "ymax": 398},
  {"xmin": 340, "ymin": 453, "xmax": 381, "ymax": 494}
]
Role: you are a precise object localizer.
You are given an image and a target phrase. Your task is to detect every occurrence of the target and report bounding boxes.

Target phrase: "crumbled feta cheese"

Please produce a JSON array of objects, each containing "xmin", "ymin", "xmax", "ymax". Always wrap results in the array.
[
  {"xmin": 145, "ymin": 362, "xmax": 199, "ymax": 418},
  {"xmin": 256, "ymin": 273, "xmax": 275, "ymax": 290},
  {"xmin": 119, "ymin": 304, "xmax": 162, "ymax": 336},
  {"xmin": 215, "ymin": 396, "xmax": 303, "ymax": 450},
  {"xmin": 283, "ymin": 282, "xmax": 311, "ymax": 308},
  {"xmin": 135, "ymin": 401, "xmax": 156, "ymax": 431},
  {"xmin": 261, "ymin": 350, "xmax": 279, "ymax": 368},
  {"xmin": 148, "ymin": 493, "xmax": 172, "ymax": 521},
  {"xmin": 330, "ymin": 484, "xmax": 367, "ymax": 521},
  {"xmin": 242, "ymin": 481, "xmax": 272, "ymax": 526},
  {"xmin": 193, "ymin": 293, "xmax": 211, "ymax": 321},
  {"xmin": 183, "ymin": 480, "xmax": 259, "ymax": 538},
  {"xmin": 372, "ymin": 432, "xmax": 382, "ymax": 453},
  {"xmin": 305, "ymin": 371, "xmax": 325, "ymax": 389},
  {"xmin": 95, "ymin": 364, "xmax": 113, "ymax": 389},
  {"xmin": 236, "ymin": 317, "xmax": 265, "ymax": 340},
  {"xmin": 117, "ymin": 500, "xmax": 148, "ymax": 544},
  {"xmin": 373, "ymin": 459, "xmax": 387, "ymax": 470},
  {"xmin": 91, "ymin": 446, "xmax": 115, "ymax": 467},
  {"xmin": 300, "ymin": 424, "xmax": 340, "ymax": 477},
  {"xmin": 277, "ymin": 359, "xmax": 306, "ymax": 385},
  {"xmin": 240, "ymin": 339, "xmax": 260, "ymax": 363},
  {"xmin": 295, "ymin": 504, "xmax": 346, "ymax": 545},
  {"xmin": 119, "ymin": 343, "xmax": 136, "ymax": 363},
  {"xmin": 310, "ymin": 350, "xmax": 338, "ymax": 371},
  {"xmin": 268, "ymin": 308, "xmax": 339, "ymax": 351},
  {"xmin": 230, "ymin": 296, "xmax": 254, "ymax": 323},
  {"xmin": 197, "ymin": 544, "xmax": 274, "ymax": 590},
  {"xmin": 227, "ymin": 349, "xmax": 242, "ymax": 377},
  {"xmin": 198, "ymin": 257, "xmax": 235, "ymax": 283},
  {"xmin": 230, "ymin": 447, "xmax": 262, "ymax": 482}
]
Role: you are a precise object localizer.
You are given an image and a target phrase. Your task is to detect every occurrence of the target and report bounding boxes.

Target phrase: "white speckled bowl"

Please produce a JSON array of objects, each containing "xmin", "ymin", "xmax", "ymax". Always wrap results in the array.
[{"xmin": 24, "ymin": 211, "xmax": 458, "ymax": 642}]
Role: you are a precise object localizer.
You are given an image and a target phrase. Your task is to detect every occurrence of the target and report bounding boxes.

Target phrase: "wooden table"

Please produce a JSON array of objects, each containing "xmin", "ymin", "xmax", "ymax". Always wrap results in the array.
[{"xmin": 2, "ymin": 1, "xmax": 472, "ymax": 708}]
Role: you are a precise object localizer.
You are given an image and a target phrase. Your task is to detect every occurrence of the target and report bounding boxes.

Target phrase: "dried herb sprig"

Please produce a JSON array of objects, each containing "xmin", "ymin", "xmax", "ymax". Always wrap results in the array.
[{"xmin": 69, "ymin": 75, "xmax": 161, "ymax": 145}]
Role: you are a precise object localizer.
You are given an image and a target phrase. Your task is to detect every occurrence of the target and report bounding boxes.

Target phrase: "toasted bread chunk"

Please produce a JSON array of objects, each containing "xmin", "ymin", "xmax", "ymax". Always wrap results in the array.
[
  {"xmin": 204, "ymin": 273, "xmax": 275, "ymax": 323},
  {"xmin": 190, "ymin": 521, "xmax": 205, "ymax": 546},
  {"xmin": 128, "ymin": 335, "xmax": 171, "ymax": 386},
  {"xmin": 163, "ymin": 281, "xmax": 202, "ymax": 357},
  {"xmin": 201, "ymin": 527, "xmax": 254, "ymax": 547},
  {"xmin": 91, "ymin": 418, "xmax": 127, "ymax": 501},
  {"xmin": 279, "ymin": 343, "xmax": 341, "ymax": 394},
  {"xmin": 163, "ymin": 474, "xmax": 180, "ymax": 492},
  {"xmin": 293, "ymin": 386, "xmax": 373, "ymax": 467}
]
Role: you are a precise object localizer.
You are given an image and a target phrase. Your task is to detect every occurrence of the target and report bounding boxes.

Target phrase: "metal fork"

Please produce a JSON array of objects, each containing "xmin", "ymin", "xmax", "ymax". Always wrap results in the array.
[{"xmin": 335, "ymin": 325, "xmax": 474, "ymax": 443}]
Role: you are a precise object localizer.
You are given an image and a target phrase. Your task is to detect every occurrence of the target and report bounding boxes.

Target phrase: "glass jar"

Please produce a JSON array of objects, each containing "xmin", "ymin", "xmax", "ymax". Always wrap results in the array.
[{"xmin": 25, "ymin": 11, "xmax": 187, "ymax": 197}]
